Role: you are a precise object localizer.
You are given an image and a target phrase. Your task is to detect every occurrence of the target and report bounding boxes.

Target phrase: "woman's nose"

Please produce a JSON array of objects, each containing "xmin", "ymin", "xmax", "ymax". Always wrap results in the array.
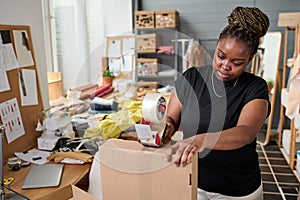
[{"xmin": 222, "ymin": 60, "xmax": 231, "ymax": 70}]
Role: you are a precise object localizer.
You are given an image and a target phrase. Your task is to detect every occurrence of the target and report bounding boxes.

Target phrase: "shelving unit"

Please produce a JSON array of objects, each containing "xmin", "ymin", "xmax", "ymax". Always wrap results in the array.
[
  {"xmin": 135, "ymin": 28, "xmax": 180, "ymax": 86},
  {"xmin": 134, "ymin": 9, "xmax": 181, "ymax": 87}
]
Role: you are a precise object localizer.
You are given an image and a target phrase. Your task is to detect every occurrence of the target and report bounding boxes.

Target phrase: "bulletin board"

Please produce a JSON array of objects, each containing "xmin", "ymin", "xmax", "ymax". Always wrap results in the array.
[
  {"xmin": 105, "ymin": 35, "xmax": 135, "ymax": 79},
  {"xmin": 0, "ymin": 25, "xmax": 43, "ymax": 161}
]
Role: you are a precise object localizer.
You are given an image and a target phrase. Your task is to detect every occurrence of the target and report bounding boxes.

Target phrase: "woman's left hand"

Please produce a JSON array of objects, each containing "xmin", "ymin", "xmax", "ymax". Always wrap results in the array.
[{"xmin": 165, "ymin": 135, "xmax": 204, "ymax": 167}]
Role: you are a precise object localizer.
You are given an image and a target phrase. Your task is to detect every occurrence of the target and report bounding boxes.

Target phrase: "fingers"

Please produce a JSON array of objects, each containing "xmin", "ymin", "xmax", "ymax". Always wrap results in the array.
[
  {"xmin": 165, "ymin": 138, "xmax": 200, "ymax": 167},
  {"xmin": 164, "ymin": 142, "xmax": 179, "ymax": 162},
  {"xmin": 162, "ymin": 134, "xmax": 171, "ymax": 144},
  {"xmin": 162, "ymin": 123, "xmax": 174, "ymax": 144},
  {"xmin": 176, "ymin": 145, "xmax": 196, "ymax": 167}
]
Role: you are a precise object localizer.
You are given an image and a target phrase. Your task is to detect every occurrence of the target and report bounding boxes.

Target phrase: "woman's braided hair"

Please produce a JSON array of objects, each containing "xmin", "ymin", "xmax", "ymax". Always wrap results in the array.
[{"xmin": 219, "ymin": 7, "xmax": 270, "ymax": 57}]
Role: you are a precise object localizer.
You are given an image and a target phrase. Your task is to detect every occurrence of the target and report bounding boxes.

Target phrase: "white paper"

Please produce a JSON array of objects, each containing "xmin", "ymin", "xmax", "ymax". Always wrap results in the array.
[
  {"xmin": 0, "ymin": 44, "xmax": 19, "ymax": 71},
  {"xmin": 122, "ymin": 37, "xmax": 135, "ymax": 55},
  {"xmin": 19, "ymin": 69, "xmax": 38, "ymax": 106},
  {"xmin": 15, "ymin": 148, "xmax": 50, "ymax": 165},
  {"xmin": 121, "ymin": 54, "xmax": 133, "ymax": 72},
  {"xmin": 0, "ymin": 66, "xmax": 10, "ymax": 92},
  {"xmin": 13, "ymin": 30, "xmax": 34, "ymax": 67},
  {"xmin": 0, "ymin": 98, "xmax": 25, "ymax": 143},
  {"xmin": 108, "ymin": 39, "xmax": 121, "ymax": 57},
  {"xmin": 109, "ymin": 58, "xmax": 121, "ymax": 75}
]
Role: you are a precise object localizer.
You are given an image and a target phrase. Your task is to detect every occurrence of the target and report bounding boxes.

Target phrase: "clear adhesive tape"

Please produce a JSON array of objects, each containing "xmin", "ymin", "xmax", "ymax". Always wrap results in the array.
[{"xmin": 142, "ymin": 93, "xmax": 166, "ymax": 124}]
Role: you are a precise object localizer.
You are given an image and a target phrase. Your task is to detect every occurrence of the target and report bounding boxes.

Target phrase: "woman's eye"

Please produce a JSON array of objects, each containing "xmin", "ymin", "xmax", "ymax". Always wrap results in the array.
[
  {"xmin": 218, "ymin": 54, "xmax": 225, "ymax": 59},
  {"xmin": 233, "ymin": 62, "xmax": 243, "ymax": 66}
]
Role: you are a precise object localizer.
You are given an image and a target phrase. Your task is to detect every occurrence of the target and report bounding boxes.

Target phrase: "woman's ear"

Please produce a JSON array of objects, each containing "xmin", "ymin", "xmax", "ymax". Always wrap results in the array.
[{"xmin": 249, "ymin": 54, "xmax": 254, "ymax": 62}]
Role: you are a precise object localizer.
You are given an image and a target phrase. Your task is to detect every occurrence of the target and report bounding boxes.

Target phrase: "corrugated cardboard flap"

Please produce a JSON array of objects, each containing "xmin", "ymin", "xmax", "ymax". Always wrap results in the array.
[
  {"xmin": 69, "ymin": 185, "xmax": 98, "ymax": 200},
  {"xmin": 99, "ymin": 139, "xmax": 198, "ymax": 200}
]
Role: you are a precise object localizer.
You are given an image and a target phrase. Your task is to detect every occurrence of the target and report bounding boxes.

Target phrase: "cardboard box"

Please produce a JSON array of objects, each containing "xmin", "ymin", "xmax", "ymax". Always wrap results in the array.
[
  {"xmin": 155, "ymin": 10, "xmax": 179, "ymax": 28},
  {"xmin": 137, "ymin": 58, "xmax": 159, "ymax": 76},
  {"xmin": 135, "ymin": 10, "xmax": 155, "ymax": 29},
  {"xmin": 278, "ymin": 12, "xmax": 300, "ymax": 27},
  {"xmin": 99, "ymin": 139, "xmax": 198, "ymax": 200},
  {"xmin": 136, "ymin": 33, "xmax": 158, "ymax": 53},
  {"xmin": 37, "ymin": 184, "xmax": 97, "ymax": 200},
  {"xmin": 68, "ymin": 185, "xmax": 98, "ymax": 200}
]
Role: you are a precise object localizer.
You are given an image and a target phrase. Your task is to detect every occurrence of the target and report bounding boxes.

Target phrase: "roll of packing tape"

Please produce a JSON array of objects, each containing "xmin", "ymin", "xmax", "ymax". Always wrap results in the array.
[{"xmin": 142, "ymin": 93, "xmax": 166, "ymax": 124}]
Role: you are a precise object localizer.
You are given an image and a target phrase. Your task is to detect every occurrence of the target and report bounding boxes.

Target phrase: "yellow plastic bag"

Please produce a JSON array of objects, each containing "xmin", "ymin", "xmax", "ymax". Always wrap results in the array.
[{"xmin": 84, "ymin": 100, "xmax": 142, "ymax": 138}]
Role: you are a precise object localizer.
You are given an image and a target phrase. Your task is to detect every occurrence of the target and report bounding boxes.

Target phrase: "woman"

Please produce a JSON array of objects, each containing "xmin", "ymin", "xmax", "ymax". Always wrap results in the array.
[{"xmin": 164, "ymin": 6, "xmax": 270, "ymax": 200}]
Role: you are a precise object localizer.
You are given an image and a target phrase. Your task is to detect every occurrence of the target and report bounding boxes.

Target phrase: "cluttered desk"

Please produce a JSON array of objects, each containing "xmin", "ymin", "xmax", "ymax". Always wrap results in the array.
[
  {"xmin": 0, "ymin": 124, "xmax": 91, "ymax": 200},
  {"xmin": 3, "ymin": 161, "xmax": 90, "ymax": 200}
]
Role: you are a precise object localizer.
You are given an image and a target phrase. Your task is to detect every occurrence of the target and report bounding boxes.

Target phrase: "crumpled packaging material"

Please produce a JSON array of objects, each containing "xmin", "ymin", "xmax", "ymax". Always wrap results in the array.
[
  {"xmin": 47, "ymin": 151, "xmax": 93, "ymax": 163},
  {"xmin": 84, "ymin": 100, "xmax": 142, "ymax": 139},
  {"xmin": 286, "ymin": 54, "xmax": 300, "ymax": 119}
]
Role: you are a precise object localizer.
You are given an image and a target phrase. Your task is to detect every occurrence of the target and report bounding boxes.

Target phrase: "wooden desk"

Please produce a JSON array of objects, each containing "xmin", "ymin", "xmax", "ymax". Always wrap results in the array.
[{"xmin": 4, "ymin": 162, "xmax": 91, "ymax": 200}]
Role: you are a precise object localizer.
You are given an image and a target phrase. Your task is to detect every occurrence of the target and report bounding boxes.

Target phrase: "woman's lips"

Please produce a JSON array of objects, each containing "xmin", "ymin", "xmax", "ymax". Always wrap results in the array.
[{"xmin": 216, "ymin": 70, "xmax": 230, "ymax": 79}]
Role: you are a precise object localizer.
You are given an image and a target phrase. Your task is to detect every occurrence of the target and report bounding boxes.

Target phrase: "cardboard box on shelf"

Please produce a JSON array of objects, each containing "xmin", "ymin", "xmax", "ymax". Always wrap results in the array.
[
  {"xmin": 135, "ymin": 10, "xmax": 155, "ymax": 29},
  {"xmin": 155, "ymin": 10, "xmax": 179, "ymax": 28},
  {"xmin": 99, "ymin": 139, "xmax": 198, "ymax": 200},
  {"xmin": 137, "ymin": 58, "xmax": 159, "ymax": 76},
  {"xmin": 136, "ymin": 33, "xmax": 158, "ymax": 53}
]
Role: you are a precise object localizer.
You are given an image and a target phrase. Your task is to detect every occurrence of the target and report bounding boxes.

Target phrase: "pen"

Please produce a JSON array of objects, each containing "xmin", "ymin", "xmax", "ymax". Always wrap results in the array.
[{"xmin": 32, "ymin": 156, "xmax": 42, "ymax": 161}]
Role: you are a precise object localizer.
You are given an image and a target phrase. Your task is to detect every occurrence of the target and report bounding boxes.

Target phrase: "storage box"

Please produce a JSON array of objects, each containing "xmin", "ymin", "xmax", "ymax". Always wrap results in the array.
[
  {"xmin": 137, "ymin": 58, "xmax": 159, "ymax": 76},
  {"xmin": 135, "ymin": 10, "xmax": 155, "ymax": 29},
  {"xmin": 99, "ymin": 139, "xmax": 198, "ymax": 200},
  {"xmin": 136, "ymin": 33, "xmax": 158, "ymax": 53},
  {"xmin": 155, "ymin": 10, "xmax": 179, "ymax": 28},
  {"xmin": 278, "ymin": 12, "xmax": 300, "ymax": 27}
]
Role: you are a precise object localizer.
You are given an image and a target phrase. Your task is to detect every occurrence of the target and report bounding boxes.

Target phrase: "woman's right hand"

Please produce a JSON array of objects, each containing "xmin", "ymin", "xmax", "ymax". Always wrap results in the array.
[{"xmin": 162, "ymin": 122, "xmax": 176, "ymax": 144}]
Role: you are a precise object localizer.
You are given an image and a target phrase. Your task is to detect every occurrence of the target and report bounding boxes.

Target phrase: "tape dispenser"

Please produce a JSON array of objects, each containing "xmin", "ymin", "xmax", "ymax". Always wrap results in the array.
[{"xmin": 135, "ymin": 93, "xmax": 167, "ymax": 147}]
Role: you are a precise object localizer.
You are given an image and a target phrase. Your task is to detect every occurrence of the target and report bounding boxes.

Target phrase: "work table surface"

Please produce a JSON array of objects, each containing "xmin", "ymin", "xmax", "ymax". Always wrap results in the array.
[{"xmin": 4, "ymin": 161, "xmax": 91, "ymax": 200}]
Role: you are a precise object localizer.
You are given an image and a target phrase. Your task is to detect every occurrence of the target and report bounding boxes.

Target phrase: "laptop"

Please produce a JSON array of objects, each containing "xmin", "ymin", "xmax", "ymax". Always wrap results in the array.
[{"xmin": 22, "ymin": 164, "xmax": 64, "ymax": 189}]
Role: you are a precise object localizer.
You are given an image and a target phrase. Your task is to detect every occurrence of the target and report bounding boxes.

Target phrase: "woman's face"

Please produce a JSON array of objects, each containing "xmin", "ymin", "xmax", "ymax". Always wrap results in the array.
[{"xmin": 213, "ymin": 37, "xmax": 252, "ymax": 81}]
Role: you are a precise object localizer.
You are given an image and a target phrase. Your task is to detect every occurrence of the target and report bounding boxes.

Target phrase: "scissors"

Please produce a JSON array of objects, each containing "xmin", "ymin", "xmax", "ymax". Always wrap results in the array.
[{"xmin": 3, "ymin": 177, "xmax": 14, "ymax": 186}]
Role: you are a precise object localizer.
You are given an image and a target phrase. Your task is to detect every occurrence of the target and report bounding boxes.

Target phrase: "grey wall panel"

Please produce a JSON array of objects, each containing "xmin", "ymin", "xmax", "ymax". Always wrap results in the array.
[
  {"xmin": 139, "ymin": 0, "xmax": 299, "ymax": 54},
  {"xmin": 137, "ymin": 0, "xmax": 300, "ymax": 128}
]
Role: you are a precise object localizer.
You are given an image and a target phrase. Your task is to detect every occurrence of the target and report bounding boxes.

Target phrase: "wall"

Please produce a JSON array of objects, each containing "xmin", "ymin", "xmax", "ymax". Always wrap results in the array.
[
  {"xmin": 139, "ymin": 0, "xmax": 300, "ymax": 57},
  {"xmin": 0, "ymin": 0, "xmax": 49, "ymax": 109},
  {"xmin": 138, "ymin": 0, "xmax": 300, "ymax": 128}
]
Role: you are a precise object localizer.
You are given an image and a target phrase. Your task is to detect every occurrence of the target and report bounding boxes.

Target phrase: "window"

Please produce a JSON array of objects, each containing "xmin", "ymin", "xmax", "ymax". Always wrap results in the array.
[{"xmin": 48, "ymin": 0, "xmax": 132, "ymax": 92}]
